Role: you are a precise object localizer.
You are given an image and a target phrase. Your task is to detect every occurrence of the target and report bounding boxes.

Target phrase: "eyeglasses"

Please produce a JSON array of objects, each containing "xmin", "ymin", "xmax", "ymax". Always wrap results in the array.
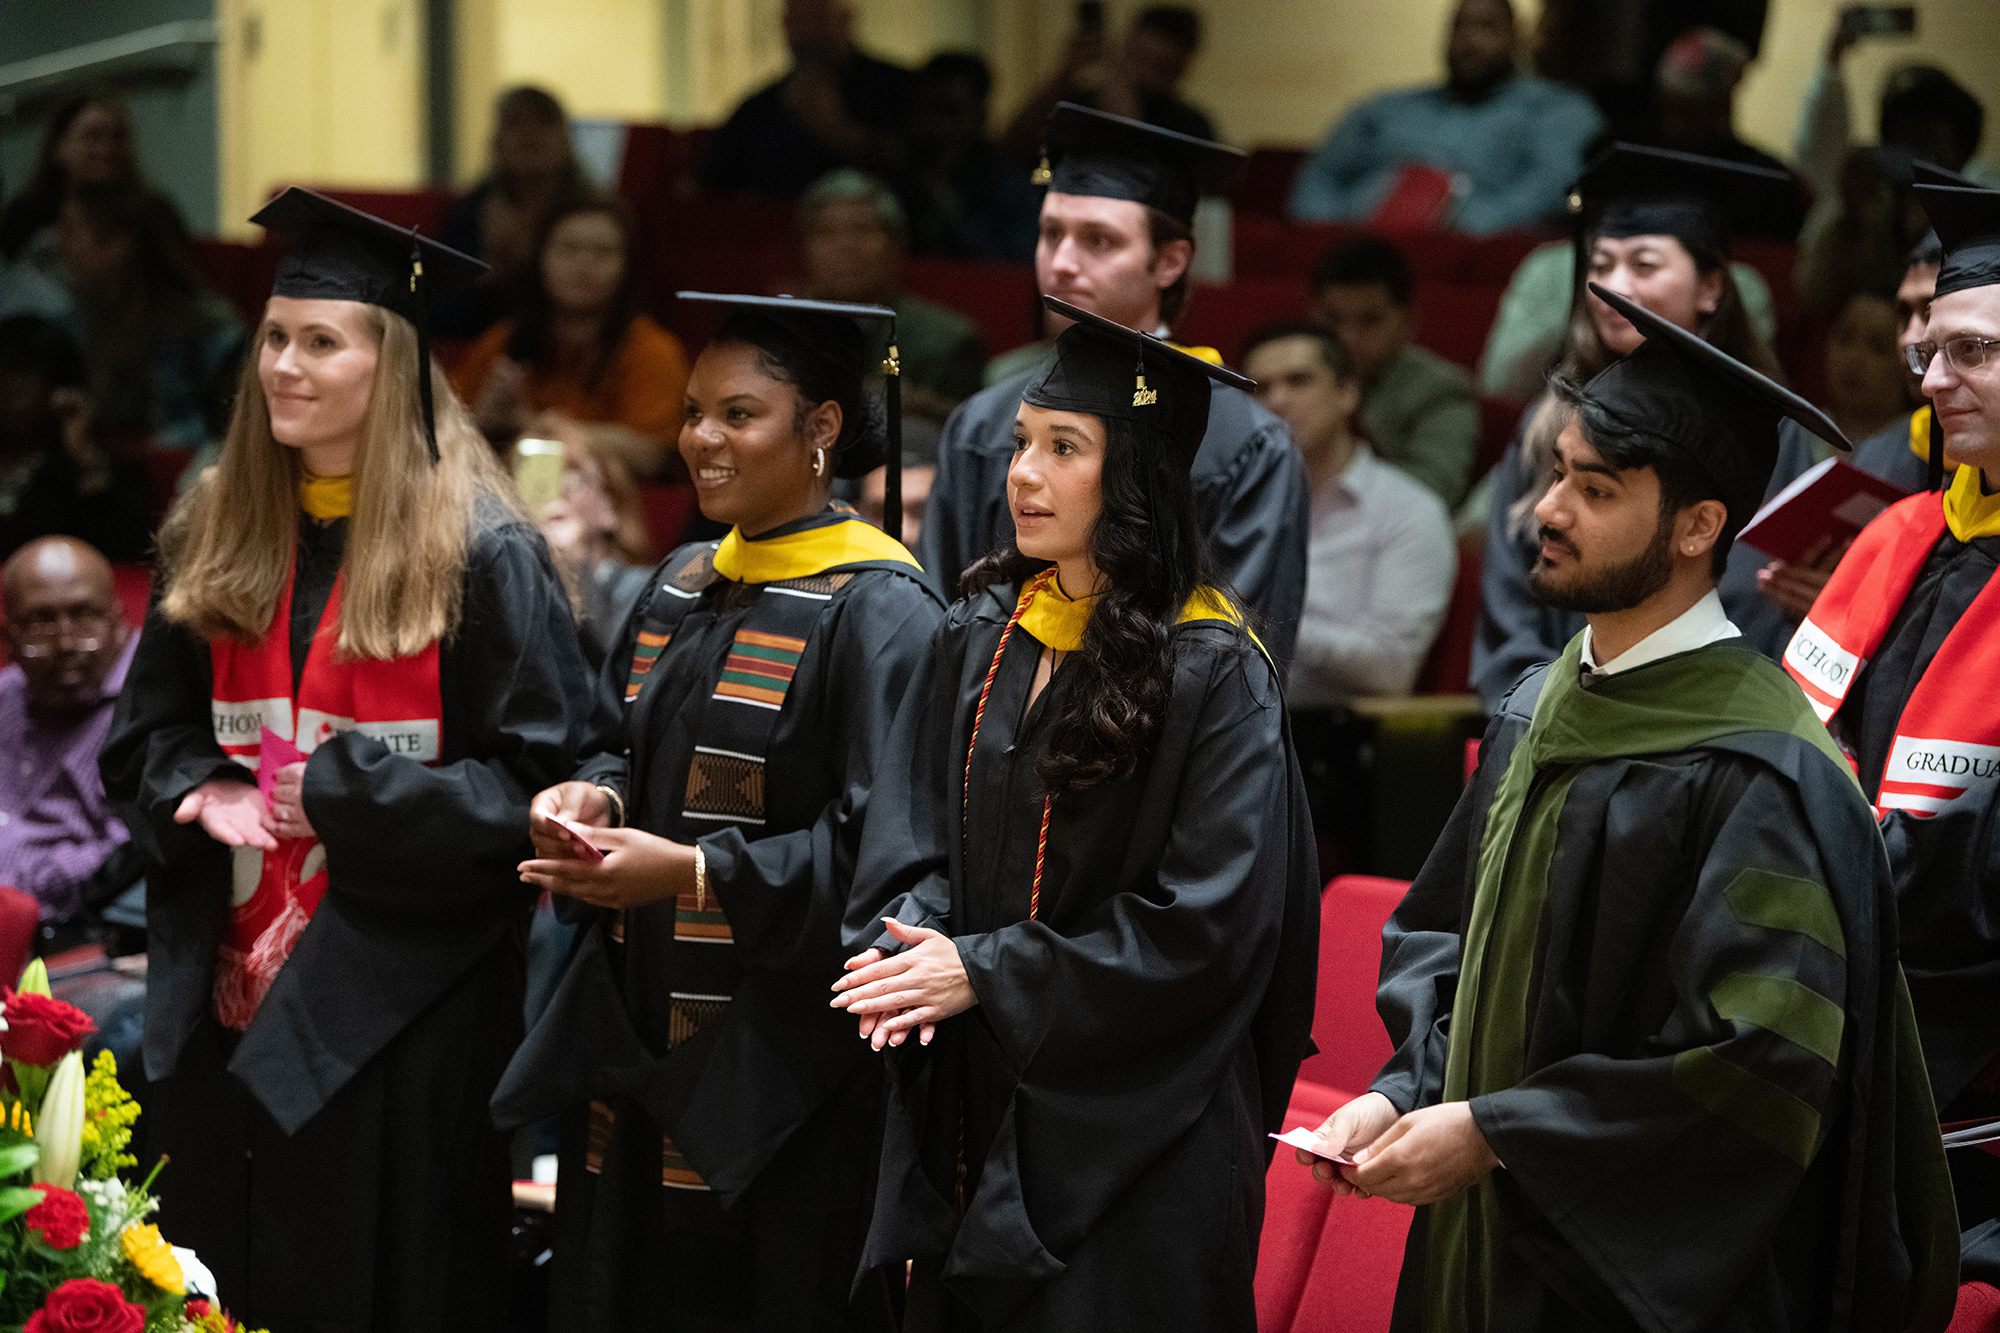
[
  {"xmin": 1905, "ymin": 336, "xmax": 2000, "ymax": 376},
  {"xmin": 9, "ymin": 610, "xmax": 111, "ymax": 657}
]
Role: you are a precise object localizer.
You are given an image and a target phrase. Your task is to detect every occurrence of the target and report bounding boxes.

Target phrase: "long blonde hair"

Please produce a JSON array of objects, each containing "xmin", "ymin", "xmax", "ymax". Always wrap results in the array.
[{"xmin": 160, "ymin": 305, "xmax": 528, "ymax": 659}]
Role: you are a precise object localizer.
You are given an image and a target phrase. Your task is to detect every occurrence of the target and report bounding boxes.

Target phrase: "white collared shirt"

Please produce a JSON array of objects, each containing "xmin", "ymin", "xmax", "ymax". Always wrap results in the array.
[{"xmin": 1579, "ymin": 588, "xmax": 1742, "ymax": 677}]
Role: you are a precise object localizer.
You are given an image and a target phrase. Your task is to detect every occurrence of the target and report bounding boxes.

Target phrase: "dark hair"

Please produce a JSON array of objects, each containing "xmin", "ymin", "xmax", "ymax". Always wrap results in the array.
[
  {"xmin": 921, "ymin": 52, "xmax": 993, "ymax": 103},
  {"xmin": 1135, "ymin": 5, "xmax": 1203, "ymax": 54},
  {"xmin": 711, "ymin": 308, "xmax": 879, "ymax": 476},
  {"xmin": 1880, "ymin": 65, "xmax": 1984, "ymax": 162},
  {"xmin": 962, "ymin": 414, "xmax": 1236, "ymax": 800},
  {"xmin": 505, "ymin": 193, "xmax": 642, "ymax": 394},
  {"xmin": 1240, "ymin": 319, "xmax": 1356, "ymax": 382},
  {"xmin": 0, "ymin": 315, "xmax": 88, "ymax": 388},
  {"xmin": 497, "ymin": 85, "xmax": 568, "ymax": 129},
  {"xmin": 1, "ymin": 93, "xmax": 137, "ymax": 260},
  {"xmin": 1311, "ymin": 236, "xmax": 1414, "ymax": 307},
  {"xmin": 1549, "ymin": 369, "xmax": 1738, "ymax": 577},
  {"xmin": 1147, "ymin": 205, "xmax": 1196, "ymax": 327}
]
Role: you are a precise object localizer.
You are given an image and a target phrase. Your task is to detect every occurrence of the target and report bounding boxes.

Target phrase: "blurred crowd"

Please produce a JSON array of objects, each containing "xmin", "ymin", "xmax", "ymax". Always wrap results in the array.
[{"xmin": 1, "ymin": 0, "xmax": 1995, "ymax": 955}]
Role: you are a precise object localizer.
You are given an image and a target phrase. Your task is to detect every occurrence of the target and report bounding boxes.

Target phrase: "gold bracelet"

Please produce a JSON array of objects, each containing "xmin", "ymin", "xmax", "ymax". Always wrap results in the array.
[
  {"xmin": 593, "ymin": 784, "xmax": 625, "ymax": 827},
  {"xmin": 693, "ymin": 844, "xmax": 707, "ymax": 913}
]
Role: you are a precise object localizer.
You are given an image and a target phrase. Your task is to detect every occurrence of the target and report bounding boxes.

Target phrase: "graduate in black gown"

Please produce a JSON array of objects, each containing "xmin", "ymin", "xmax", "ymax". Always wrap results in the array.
[
  {"xmin": 1298, "ymin": 287, "xmax": 1957, "ymax": 1332},
  {"xmin": 1784, "ymin": 184, "xmax": 2000, "ymax": 1237},
  {"xmin": 98, "ymin": 190, "xmax": 597, "ymax": 1330},
  {"xmin": 492, "ymin": 294, "xmax": 944, "ymax": 1330},
  {"xmin": 919, "ymin": 104, "xmax": 1309, "ymax": 665},
  {"xmin": 1473, "ymin": 145, "xmax": 1821, "ymax": 710},
  {"xmin": 834, "ymin": 297, "xmax": 1320, "ymax": 1332}
]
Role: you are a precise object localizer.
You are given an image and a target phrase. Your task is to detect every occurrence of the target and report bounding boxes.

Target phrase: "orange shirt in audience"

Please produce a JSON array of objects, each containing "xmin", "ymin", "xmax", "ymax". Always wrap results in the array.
[{"xmin": 453, "ymin": 315, "xmax": 690, "ymax": 442}]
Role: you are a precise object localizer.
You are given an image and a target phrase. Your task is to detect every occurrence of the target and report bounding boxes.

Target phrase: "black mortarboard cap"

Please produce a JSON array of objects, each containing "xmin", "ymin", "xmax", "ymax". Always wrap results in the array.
[
  {"xmin": 252, "ymin": 187, "xmax": 487, "ymax": 462},
  {"xmin": 1023, "ymin": 296, "xmax": 1253, "ymax": 468},
  {"xmin": 1915, "ymin": 183, "xmax": 2000, "ymax": 300},
  {"xmin": 1036, "ymin": 102, "xmax": 1245, "ymax": 226},
  {"xmin": 1569, "ymin": 143, "xmax": 1801, "ymax": 257},
  {"xmin": 675, "ymin": 292, "xmax": 909, "ymax": 536},
  {"xmin": 1579, "ymin": 284, "xmax": 1850, "ymax": 527}
]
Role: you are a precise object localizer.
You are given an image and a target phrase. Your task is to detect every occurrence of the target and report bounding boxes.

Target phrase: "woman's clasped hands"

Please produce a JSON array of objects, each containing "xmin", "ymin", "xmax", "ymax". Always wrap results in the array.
[{"xmin": 833, "ymin": 919, "xmax": 977, "ymax": 1051}]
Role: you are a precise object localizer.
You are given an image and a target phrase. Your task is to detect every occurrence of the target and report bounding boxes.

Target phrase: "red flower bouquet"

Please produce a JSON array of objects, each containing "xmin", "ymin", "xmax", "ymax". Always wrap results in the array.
[
  {"xmin": 23, "ymin": 1279, "xmax": 144, "ymax": 1333},
  {"xmin": 23, "ymin": 1183, "xmax": 89, "ymax": 1249},
  {"xmin": 2, "ymin": 991, "xmax": 97, "ymax": 1067}
]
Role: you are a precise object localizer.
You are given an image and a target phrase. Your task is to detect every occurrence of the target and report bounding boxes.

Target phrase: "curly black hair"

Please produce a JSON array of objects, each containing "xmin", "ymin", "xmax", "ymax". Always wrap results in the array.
[{"xmin": 962, "ymin": 411, "xmax": 1240, "ymax": 799}]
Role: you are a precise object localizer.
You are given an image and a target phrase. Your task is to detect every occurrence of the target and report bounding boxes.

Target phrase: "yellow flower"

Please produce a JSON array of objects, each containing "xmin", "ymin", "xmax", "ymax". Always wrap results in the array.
[
  {"xmin": 79, "ymin": 1050, "xmax": 140, "ymax": 1178},
  {"xmin": 121, "ymin": 1222, "xmax": 185, "ymax": 1292}
]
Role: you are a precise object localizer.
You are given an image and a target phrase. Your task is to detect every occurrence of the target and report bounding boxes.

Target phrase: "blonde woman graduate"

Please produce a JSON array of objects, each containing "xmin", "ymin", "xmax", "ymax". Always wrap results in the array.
[
  {"xmin": 493, "ymin": 293, "xmax": 945, "ymax": 1330},
  {"xmin": 831, "ymin": 298, "xmax": 1320, "ymax": 1332},
  {"xmin": 100, "ymin": 190, "xmax": 599, "ymax": 1331}
]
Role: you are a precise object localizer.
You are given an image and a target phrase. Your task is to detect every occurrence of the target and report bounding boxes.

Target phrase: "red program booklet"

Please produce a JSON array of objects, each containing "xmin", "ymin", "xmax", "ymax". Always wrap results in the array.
[
  {"xmin": 1736, "ymin": 457, "xmax": 1911, "ymax": 564},
  {"xmin": 1369, "ymin": 164, "xmax": 1457, "ymax": 231}
]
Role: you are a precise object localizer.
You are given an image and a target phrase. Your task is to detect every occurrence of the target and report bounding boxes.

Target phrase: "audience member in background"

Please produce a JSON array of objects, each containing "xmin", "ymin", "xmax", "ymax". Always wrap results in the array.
[
  {"xmin": 890, "ymin": 54, "xmax": 1040, "ymax": 263},
  {"xmin": 1288, "ymin": 0, "xmax": 1603, "ymax": 235},
  {"xmin": 453, "ymin": 193, "xmax": 690, "ymax": 481},
  {"xmin": 0, "ymin": 316, "xmax": 150, "ymax": 562},
  {"xmin": 57, "ymin": 182, "xmax": 241, "ymax": 460},
  {"xmin": 998, "ymin": 6, "xmax": 1217, "ymax": 165},
  {"xmin": 1821, "ymin": 284, "xmax": 1912, "ymax": 449},
  {"xmin": 1648, "ymin": 28, "xmax": 1805, "ymax": 210},
  {"xmin": 1756, "ymin": 233, "xmax": 1948, "ymax": 620},
  {"xmin": 799, "ymin": 170, "xmax": 986, "ymax": 420},
  {"xmin": 1245, "ymin": 322, "xmax": 1454, "ymax": 705},
  {"xmin": 0, "ymin": 537, "xmax": 143, "ymax": 953},
  {"xmin": 535, "ymin": 443, "xmax": 654, "ymax": 671},
  {"xmin": 1, "ymin": 94, "xmax": 148, "ymax": 279},
  {"xmin": 1529, "ymin": 0, "xmax": 1772, "ymax": 141},
  {"xmin": 0, "ymin": 178, "xmax": 77, "ymax": 335},
  {"xmin": 856, "ymin": 415, "xmax": 939, "ymax": 546},
  {"xmin": 1474, "ymin": 148, "xmax": 1815, "ymax": 711},
  {"xmin": 437, "ymin": 86, "xmax": 586, "ymax": 339},
  {"xmin": 700, "ymin": 0, "xmax": 914, "ymax": 197},
  {"xmin": 921, "ymin": 105, "xmax": 1309, "ymax": 665},
  {"xmin": 1310, "ymin": 237, "xmax": 1478, "ymax": 509},
  {"xmin": 1796, "ymin": 58, "xmax": 1990, "ymax": 318}
]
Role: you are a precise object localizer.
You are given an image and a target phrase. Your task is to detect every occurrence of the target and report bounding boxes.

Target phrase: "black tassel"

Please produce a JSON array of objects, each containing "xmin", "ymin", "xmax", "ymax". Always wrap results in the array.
[{"xmin": 411, "ymin": 232, "xmax": 439, "ymax": 464}]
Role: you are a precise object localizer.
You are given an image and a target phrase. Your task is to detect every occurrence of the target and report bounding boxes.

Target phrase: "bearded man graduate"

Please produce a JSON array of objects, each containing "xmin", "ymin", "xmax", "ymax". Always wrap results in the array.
[
  {"xmin": 920, "ymin": 103, "xmax": 1309, "ymax": 663},
  {"xmin": 1303, "ymin": 285, "xmax": 1959, "ymax": 1333},
  {"xmin": 1786, "ymin": 183, "xmax": 2000, "ymax": 1238}
]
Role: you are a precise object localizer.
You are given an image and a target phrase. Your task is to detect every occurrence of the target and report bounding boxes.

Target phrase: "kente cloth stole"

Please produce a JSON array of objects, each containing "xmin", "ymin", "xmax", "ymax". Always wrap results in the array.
[
  {"xmin": 607, "ymin": 527, "xmax": 914, "ymax": 1190},
  {"xmin": 207, "ymin": 565, "xmax": 442, "ymax": 1030},
  {"xmin": 1785, "ymin": 488, "xmax": 2000, "ymax": 818}
]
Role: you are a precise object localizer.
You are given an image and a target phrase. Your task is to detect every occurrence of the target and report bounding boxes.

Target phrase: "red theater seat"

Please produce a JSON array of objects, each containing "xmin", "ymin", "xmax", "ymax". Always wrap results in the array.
[
  {"xmin": 1258, "ymin": 1078, "xmax": 1412, "ymax": 1333},
  {"xmin": 1298, "ymin": 875, "xmax": 1409, "ymax": 1094},
  {"xmin": 1175, "ymin": 278, "xmax": 1308, "ymax": 366},
  {"xmin": 1951, "ymin": 1283, "xmax": 2000, "ymax": 1333},
  {"xmin": 0, "ymin": 887, "xmax": 36, "ymax": 992},
  {"xmin": 1413, "ymin": 283, "xmax": 1502, "ymax": 371},
  {"xmin": 638, "ymin": 484, "xmax": 700, "ymax": 561},
  {"xmin": 1474, "ymin": 396, "xmax": 1525, "ymax": 483},
  {"xmin": 290, "ymin": 187, "xmax": 453, "ymax": 237},
  {"xmin": 1239, "ymin": 148, "xmax": 1308, "ymax": 217},
  {"xmin": 1413, "ymin": 541, "xmax": 1481, "ymax": 697},
  {"xmin": 902, "ymin": 259, "xmax": 1040, "ymax": 360}
]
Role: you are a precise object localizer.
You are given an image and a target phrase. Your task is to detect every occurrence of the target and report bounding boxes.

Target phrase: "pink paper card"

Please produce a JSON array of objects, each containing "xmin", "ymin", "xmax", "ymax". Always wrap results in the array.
[
  {"xmin": 550, "ymin": 815, "xmax": 607, "ymax": 863},
  {"xmin": 257, "ymin": 725, "xmax": 306, "ymax": 805},
  {"xmin": 1270, "ymin": 1126, "xmax": 1358, "ymax": 1166}
]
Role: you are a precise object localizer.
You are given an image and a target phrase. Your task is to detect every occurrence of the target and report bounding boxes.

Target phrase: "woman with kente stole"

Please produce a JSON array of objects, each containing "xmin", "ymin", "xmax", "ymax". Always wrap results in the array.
[
  {"xmin": 496, "ymin": 292, "xmax": 944, "ymax": 1330},
  {"xmin": 100, "ymin": 188, "xmax": 596, "ymax": 1330},
  {"xmin": 831, "ymin": 297, "xmax": 1319, "ymax": 1331}
]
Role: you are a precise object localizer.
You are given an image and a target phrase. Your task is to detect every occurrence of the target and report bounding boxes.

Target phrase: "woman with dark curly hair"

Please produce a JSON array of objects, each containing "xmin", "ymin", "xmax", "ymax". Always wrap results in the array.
[{"xmin": 831, "ymin": 297, "xmax": 1319, "ymax": 1332}]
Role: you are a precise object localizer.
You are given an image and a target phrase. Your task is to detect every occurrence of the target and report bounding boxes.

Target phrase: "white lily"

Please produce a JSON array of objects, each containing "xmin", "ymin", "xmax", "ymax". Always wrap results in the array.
[
  {"xmin": 16, "ymin": 957, "xmax": 50, "ymax": 996},
  {"xmin": 31, "ymin": 1050, "xmax": 84, "ymax": 1189}
]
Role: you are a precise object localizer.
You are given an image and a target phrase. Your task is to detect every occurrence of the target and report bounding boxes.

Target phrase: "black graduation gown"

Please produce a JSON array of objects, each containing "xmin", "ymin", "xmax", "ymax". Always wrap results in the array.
[
  {"xmin": 1834, "ymin": 528, "xmax": 2000, "ymax": 1184},
  {"xmin": 1375, "ymin": 654, "xmax": 1957, "ymax": 1333},
  {"xmin": 1469, "ymin": 412, "xmax": 1819, "ymax": 711},
  {"xmin": 917, "ymin": 373, "xmax": 1310, "ymax": 667},
  {"xmin": 99, "ymin": 511, "xmax": 596, "ymax": 1333},
  {"xmin": 491, "ymin": 536, "xmax": 944, "ymax": 1331},
  {"xmin": 845, "ymin": 585, "xmax": 1321, "ymax": 1332}
]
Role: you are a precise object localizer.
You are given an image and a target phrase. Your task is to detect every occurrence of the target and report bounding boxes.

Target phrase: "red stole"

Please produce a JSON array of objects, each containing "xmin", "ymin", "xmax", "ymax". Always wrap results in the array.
[
  {"xmin": 1784, "ymin": 490, "xmax": 2000, "ymax": 818},
  {"xmin": 207, "ymin": 567, "xmax": 442, "ymax": 1028}
]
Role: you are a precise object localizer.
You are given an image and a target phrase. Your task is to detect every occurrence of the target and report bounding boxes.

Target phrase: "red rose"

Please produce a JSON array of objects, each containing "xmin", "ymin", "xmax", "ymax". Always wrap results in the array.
[
  {"xmin": 24, "ymin": 1279, "xmax": 144, "ymax": 1333},
  {"xmin": 1, "ymin": 990, "xmax": 96, "ymax": 1067},
  {"xmin": 23, "ymin": 1182, "xmax": 89, "ymax": 1248},
  {"xmin": 184, "ymin": 1302, "xmax": 211, "ymax": 1319}
]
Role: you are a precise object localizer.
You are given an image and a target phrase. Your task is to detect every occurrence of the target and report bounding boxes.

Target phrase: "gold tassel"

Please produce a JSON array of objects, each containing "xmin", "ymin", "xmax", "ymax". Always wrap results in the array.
[{"xmin": 1031, "ymin": 157, "xmax": 1052, "ymax": 186}]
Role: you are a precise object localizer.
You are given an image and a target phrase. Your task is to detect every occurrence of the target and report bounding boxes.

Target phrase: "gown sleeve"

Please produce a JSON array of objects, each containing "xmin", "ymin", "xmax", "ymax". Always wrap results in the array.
[
  {"xmin": 1468, "ymin": 759, "xmax": 1861, "ymax": 1332},
  {"xmin": 917, "ymin": 390, "xmax": 1010, "ymax": 602},
  {"xmin": 299, "ymin": 520, "xmax": 602, "ymax": 920},
  {"xmin": 1195, "ymin": 407, "xmax": 1309, "ymax": 670}
]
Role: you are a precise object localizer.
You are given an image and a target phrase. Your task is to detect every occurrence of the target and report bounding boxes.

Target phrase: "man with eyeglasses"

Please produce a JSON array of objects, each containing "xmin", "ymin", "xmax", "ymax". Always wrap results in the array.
[
  {"xmin": 1783, "ymin": 182, "xmax": 2000, "ymax": 1239},
  {"xmin": 0, "ymin": 535, "xmax": 141, "ymax": 949}
]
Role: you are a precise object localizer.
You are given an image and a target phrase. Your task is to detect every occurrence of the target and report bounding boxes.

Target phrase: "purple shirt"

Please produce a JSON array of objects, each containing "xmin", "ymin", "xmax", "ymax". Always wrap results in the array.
[{"xmin": 0, "ymin": 631, "xmax": 138, "ymax": 920}]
